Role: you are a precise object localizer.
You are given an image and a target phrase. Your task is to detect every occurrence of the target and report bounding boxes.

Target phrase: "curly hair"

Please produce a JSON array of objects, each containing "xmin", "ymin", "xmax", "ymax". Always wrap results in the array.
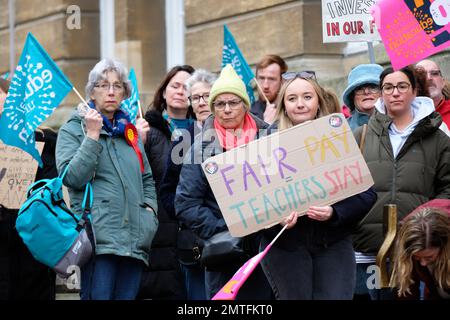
[{"xmin": 389, "ymin": 207, "xmax": 450, "ymax": 297}]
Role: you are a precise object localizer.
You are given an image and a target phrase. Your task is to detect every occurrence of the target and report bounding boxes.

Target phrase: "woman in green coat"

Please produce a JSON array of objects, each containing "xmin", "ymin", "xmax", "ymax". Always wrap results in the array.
[{"xmin": 56, "ymin": 59, "xmax": 158, "ymax": 300}]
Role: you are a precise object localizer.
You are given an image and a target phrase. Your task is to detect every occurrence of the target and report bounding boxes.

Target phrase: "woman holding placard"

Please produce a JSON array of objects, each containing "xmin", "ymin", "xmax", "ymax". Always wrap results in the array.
[
  {"xmin": 259, "ymin": 71, "xmax": 377, "ymax": 300},
  {"xmin": 175, "ymin": 64, "xmax": 273, "ymax": 300}
]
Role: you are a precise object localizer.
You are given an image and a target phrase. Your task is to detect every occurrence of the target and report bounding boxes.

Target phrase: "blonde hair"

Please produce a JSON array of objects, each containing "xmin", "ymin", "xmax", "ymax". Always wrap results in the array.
[
  {"xmin": 389, "ymin": 207, "xmax": 450, "ymax": 297},
  {"xmin": 274, "ymin": 77, "xmax": 338, "ymax": 130}
]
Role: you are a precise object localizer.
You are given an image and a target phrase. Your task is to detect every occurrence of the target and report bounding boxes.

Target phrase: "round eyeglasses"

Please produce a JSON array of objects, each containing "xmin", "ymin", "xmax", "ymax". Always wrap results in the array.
[
  {"xmin": 354, "ymin": 84, "xmax": 380, "ymax": 95},
  {"xmin": 381, "ymin": 82, "xmax": 411, "ymax": 95},
  {"xmin": 190, "ymin": 93, "xmax": 210, "ymax": 105},
  {"xmin": 213, "ymin": 99, "xmax": 242, "ymax": 110},
  {"xmin": 94, "ymin": 82, "xmax": 125, "ymax": 92}
]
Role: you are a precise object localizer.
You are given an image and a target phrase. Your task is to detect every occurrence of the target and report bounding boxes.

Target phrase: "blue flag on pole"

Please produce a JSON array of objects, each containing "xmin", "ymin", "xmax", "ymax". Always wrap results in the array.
[
  {"xmin": 0, "ymin": 33, "xmax": 73, "ymax": 167},
  {"xmin": 2, "ymin": 72, "xmax": 9, "ymax": 80},
  {"xmin": 222, "ymin": 25, "xmax": 255, "ymax": 104},
  {"xmin": 120, "ymin": 68, "xmax": 139, "ymax": 124}
]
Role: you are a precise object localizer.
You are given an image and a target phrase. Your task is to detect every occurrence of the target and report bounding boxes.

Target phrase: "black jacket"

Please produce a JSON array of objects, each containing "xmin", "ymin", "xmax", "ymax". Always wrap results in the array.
[
  {"xmin": 0, "ymin": 129, "xmax": 57, "ymax": 300},
  {"xmin": 250, "ymin": 100, "xmax": 267, "ymax": 121},
  {"xmin": 138, "ymin": 110, "xmax": 186, "ymax": 300},
  {"xmin": 159, "ymin": 123, "xmax": 204, "ymax": 265}
]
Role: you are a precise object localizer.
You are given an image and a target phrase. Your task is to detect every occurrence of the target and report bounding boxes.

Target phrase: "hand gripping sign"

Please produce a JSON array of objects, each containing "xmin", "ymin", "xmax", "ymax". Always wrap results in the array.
[{"xmin": 202, "ymin": 113, "xmax": 374, "ymax": 238}]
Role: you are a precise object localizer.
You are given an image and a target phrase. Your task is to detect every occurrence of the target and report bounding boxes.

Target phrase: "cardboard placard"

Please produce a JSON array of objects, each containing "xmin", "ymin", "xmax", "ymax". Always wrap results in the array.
[
  {"xmin": 0, "ymin": 141, "xmax": 44, "ymax": 209},
  {"xmin": 202, "ymin": 114, "xmax": 374, "ymax": 237},
  {"xmin": 322, "ymin": 0, "xmax": 381, "ymax": 43},
  {"xmin": 372, "ymin": 0, "xmax": 450, "ymax": 70}
]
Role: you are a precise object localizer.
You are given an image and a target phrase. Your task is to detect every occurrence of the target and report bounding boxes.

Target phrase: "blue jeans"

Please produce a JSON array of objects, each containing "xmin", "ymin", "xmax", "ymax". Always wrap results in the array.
[
  {"xmin": 261, "ymin": 235, "xmax": 355, "ymax": 300},
  {"xmin": 80, "ymin": 254, "xmax": 144, "ymax": 300},
  {"xmin": 180, "ymin": 263, "xmax": 206, "ymax": 300}
]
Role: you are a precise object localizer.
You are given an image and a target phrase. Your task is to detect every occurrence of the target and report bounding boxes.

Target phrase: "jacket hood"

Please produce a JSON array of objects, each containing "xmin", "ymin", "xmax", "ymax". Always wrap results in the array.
[
  {"xmin": 372, "ymin": 96, "xmax": 442, "ymax": 136},
  {"xmin": 374, "ymin": 96, "xmax": 435, "ymax": 120}
]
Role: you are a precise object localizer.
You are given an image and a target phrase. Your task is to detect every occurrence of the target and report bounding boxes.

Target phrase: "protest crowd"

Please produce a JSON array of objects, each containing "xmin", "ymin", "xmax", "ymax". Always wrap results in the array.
[{"xmin": 1, "ymin": 3, "xmax": 450, "ymax": 302}]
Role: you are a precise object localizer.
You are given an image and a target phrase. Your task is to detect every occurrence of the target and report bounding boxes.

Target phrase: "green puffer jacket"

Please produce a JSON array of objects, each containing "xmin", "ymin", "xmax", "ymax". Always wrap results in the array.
[
  {"xmin": 55, "ymin": 111, "xmax": 159, "ymax": 266},
  {"xmin": 353, "ymin": 101, "xmax": 450, "ymax": 254}
]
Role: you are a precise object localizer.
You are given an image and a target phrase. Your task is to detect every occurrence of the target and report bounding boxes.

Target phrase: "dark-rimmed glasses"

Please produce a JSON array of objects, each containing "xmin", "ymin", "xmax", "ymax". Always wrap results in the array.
[
  {"xmin": 190, "ymin": 93, "xmax": 210, "ymax": 105},
  {"xmin": 381, "ymin": 82, "xmax": 411, "ymax": 95},
  {"xmin": 282, "ymin": 71, "xmax": 316, "ymax": 81}
]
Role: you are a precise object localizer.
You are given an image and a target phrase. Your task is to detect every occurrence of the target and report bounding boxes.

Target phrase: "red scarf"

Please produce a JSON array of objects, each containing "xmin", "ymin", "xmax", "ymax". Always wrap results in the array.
[{"xmin": 213, "ymin": 113, "xmax": 257, "ymax": 150}]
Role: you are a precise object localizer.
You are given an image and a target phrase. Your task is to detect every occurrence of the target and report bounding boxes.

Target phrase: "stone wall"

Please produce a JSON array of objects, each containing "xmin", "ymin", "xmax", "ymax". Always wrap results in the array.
[{"xmin": 1, "ymin": 0, "xmax": 449, "ymax": 128}]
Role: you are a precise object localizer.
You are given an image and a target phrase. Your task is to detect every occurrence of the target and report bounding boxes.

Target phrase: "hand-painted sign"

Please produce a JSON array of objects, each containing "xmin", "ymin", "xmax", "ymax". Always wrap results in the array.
[{"xmin": 202, "ymin": 114, "xmax": 374, "ymax": 237}]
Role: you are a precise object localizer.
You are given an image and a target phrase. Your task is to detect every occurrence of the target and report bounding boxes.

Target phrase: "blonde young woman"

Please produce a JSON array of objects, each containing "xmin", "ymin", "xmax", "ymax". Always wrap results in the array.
[
  {"xmin": 390, "ymin": 199, "xmax": 450, "ymax": 299},
  {"xmin": 260, "ymin": 72, "xmax": 377, "ymax": 300}
]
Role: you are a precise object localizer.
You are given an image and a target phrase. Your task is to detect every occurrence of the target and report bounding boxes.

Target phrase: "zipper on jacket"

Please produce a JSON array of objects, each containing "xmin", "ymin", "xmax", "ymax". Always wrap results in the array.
[{"xmin": 391, "ymin": 160, "xmax": 397, "ymax": 203}]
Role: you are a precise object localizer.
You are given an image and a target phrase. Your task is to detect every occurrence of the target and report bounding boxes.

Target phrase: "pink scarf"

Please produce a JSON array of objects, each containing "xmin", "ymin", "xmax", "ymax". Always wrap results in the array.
[{"xmin": 213, "ymin": 113, "xmax": 257, "ymax": 150}]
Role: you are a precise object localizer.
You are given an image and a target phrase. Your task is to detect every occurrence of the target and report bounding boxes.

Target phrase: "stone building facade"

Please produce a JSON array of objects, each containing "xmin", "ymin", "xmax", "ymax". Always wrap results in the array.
[{"xmin": 1, "ymin": 0, "xmax": 449, "ymax": 128}]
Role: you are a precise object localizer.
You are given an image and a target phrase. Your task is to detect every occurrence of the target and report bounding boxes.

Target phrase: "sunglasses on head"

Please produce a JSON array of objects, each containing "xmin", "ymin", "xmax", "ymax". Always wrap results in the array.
[{"xmin": 282, "ymin": 71, "xmax": 316, "ymax": 81}]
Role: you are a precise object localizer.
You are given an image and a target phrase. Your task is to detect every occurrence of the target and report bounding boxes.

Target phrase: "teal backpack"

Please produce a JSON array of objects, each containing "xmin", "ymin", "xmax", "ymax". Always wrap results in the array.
[{"xmin": 16, "ymin": 165, "xmax": 94, "ymax": 278}]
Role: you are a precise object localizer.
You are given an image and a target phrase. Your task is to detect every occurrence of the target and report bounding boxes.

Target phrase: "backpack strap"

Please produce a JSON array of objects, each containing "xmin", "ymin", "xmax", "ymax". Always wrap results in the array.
[
  {"xmin": 82, "ymin": 183, "xmax": 93, "ymax": 212},
  {"xmin": 60, "ymin": 165, "xmax": 70, "ymax": 181},
  {"xmin": 76, "ymin": 183, "xmax": 93, "ymax": 232}
]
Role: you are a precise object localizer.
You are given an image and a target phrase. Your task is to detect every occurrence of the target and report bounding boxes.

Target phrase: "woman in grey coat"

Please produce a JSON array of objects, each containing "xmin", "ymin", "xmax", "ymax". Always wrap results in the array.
[{"xmin": 56, "ymin": 59, "xmax": 158, "ymax": 300}]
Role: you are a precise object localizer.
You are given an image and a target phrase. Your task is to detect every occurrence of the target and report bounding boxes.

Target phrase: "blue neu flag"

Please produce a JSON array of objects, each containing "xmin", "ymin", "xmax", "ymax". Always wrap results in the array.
[
  {"xmin": 222, "ymin": 25, "xmax": 255, "ymax": 104},
  {"xmin": 0, "ymin": 33, "xmax": 73, "ymax": 167},
  {"xmin": 120, "ymin": 67, "xmax": 139, "ymax": 124}
]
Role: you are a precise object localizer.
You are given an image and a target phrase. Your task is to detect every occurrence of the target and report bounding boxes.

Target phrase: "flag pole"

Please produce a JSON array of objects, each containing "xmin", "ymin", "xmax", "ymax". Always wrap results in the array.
[
  {"xmin": 367, "ymin": 41, "xmax": 376, "ymax": 64},
  {"xmin": 72, "ymin": 87, "xmax": 90, "ymax": 109},
  {"xmin": 137, "ymin": 100, "xmax": 143, "ymax": 119},
  {"xmin": 253, "ymin": 78, "xmax": 270, "ymax": 105},
  {"xmin": 268, "ymin": 225, "xmax": 288, "ymax": 248}
]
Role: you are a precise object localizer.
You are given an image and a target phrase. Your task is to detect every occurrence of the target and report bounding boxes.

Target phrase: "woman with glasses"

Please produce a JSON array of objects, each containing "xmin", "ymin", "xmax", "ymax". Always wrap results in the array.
[
  {"xmin": 342, "ymin": 64, "xmax": 383, "ymax": 131},
  {"xmin": 175, "ymin": 64, "xmax": 273, "ymax": 300},
  {"xmin": 257, "ymin": 72, "xmax": 377, "ymax": 300},
  {"xmin": 352, "ymin": 65, "xmax": 450, "ymax": 300},
  {"xmin": 56, "ymin": 59, "xmax": 159, "ymax": 299},
  {"xmin": 159, "ymin": 69, "xmax": 217, "ymax": 300},
  {"xmin": 138, "ymin": 65, "xmax": 195, "ymax": 300}
]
